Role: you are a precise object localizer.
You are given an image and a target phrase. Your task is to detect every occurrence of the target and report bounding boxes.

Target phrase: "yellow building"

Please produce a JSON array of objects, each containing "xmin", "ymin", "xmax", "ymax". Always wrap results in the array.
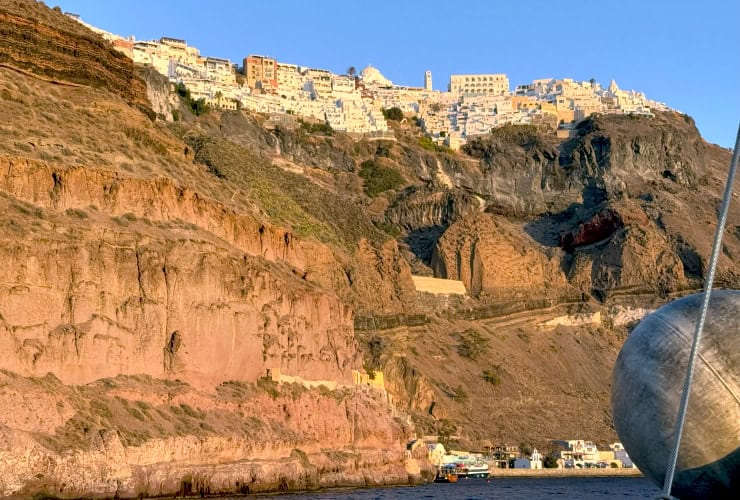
[
  {"xmin": 352, "ymin": 369, "xmax": 386, "ymax": 391},
  {"xmin": 539, "ymin": 101, "xmax": 556, "ymax": 114},
  {"xmin": 276, "ymin": 62, "xmax": 302, "ymax": 92}
]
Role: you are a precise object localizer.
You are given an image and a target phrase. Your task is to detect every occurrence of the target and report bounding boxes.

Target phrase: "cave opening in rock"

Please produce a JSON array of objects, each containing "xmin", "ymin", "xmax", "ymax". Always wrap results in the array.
[{"xmin": 404, "ymin": 225, "xmax": 447, "ymax": 266}]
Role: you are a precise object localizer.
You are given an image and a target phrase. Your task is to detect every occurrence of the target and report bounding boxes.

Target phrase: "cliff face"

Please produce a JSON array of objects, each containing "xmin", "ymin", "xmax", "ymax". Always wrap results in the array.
[
  {"xmin": 0, "ymin": 207, "xmax": 357, "ymax": 388},
  {"xmin": 0, "ymin": 372, "xmax": 423, "ymax": 498},
  {"xmin": 0, "ymin": 0, "xmax": 150, "ymax": 113},
  {"xmin": 431, "ymin": 212, "xmax": 567, "ymax": 298}
]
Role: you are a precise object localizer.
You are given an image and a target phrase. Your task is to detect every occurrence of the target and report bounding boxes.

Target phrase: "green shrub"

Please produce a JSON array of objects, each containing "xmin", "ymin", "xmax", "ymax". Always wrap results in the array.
[
  {"xmin": 418, "ymin": 135, "xmax": 452, "ymax": 153},
  {"xmin": 418, "ymin": 135, "xmax": 436, "ymax": 151},
  {"xmin": 65, "ymin": 208, "xmax": 88, "ymax": 219},
  {"xmin": 359, "ymin": 159, "xmax": 404, "ymax": 197},
  {"xmin": 299, "ymin": 119, "xmax": 334, "ymax": 136},
  {"xmin": 14, "ymin": 142, "xmax": 32, "ymax": 153},
  {"xmin": 455, "ymin": 329, "xmax": 489, "ymax": 360},
  {"xmin": 374, "ymin": 220, "xmax": 401, "ymax": 237},
  {"xmin": 257, "ymin": 377, "xmax": 280, "ymax": 399},
  {"xmin": 174, "ymin": 82, "xmax": 210, "ymax": 116},
  {"xmin": 437, "ymin": 419, "xmax": 457, "ymax": 447},
  {"xmin": 180, "ymin": 403, "xmax": 205, "ymax": 419},
  {"xmin": 544, "ymin": 455, "xmax": 559, "ymax": 468},
  {"xmin": 382, "ymin": 107, "xmax": 404, "ymax": 121},
  {"xmin": 453, "ymin": 385, "xmax": 468, "ymax": 402},
  {"xmin": 482, "ymin": 365, "xmax": 502, "ymax": 386}
]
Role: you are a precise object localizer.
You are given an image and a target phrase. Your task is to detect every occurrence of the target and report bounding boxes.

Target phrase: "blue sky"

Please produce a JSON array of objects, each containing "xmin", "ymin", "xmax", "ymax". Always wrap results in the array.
[{"xmin": 57, "ymin": 0, "xmax": 739, "ymax": 147}]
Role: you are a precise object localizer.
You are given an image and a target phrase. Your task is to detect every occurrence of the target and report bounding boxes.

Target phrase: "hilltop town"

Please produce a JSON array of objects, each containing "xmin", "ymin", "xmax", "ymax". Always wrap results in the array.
[{"xmin": 72, "ymin": 12, "xmax": 672, "ymax": 150}]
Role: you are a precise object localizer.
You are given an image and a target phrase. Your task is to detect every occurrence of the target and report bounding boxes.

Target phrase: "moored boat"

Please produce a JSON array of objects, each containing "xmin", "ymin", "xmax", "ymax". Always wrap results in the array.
[
  {"xmin": 455, "ymin": 461, "xmax": 490, "ymax": 478},
  {"xmin": 433, "ymin": 470, "xmax": 458, "ymax": 483}
]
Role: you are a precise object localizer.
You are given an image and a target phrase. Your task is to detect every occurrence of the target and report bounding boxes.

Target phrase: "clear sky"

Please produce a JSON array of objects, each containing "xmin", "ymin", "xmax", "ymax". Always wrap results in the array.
[{"xmin": 56, "ymin": 0, "xmax": 739, "ymax": 148}]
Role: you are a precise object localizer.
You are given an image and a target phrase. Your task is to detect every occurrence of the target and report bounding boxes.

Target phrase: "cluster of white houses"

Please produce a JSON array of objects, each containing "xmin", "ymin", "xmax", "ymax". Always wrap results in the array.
[
  {"xmin": 420, "ymin": 440, "xmax": 634, "ymax": 470},
  {"xmin": 68, "ymin": 13, "xmax": 673, "ymax": 148}
]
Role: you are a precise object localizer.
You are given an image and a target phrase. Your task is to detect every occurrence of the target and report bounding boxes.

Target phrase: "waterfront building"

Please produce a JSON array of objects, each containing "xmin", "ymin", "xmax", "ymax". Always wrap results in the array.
[
  {"xmin": 491, "ymin": 444, "xmax": 520, "ymax": 468},
  {"xmin": 426, "ymin": 443, "xmax": 447, "ymax": 466},
  {"xmin": 557, "ymin": 439, "xmax": 601, "ymax": 466}
]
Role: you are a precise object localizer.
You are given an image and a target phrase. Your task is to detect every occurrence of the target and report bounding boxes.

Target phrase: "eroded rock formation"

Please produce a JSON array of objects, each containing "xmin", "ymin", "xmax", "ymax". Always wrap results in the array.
[{"xmin": 432, "ymin": 212, "xmax": 567, "ymax": 298}]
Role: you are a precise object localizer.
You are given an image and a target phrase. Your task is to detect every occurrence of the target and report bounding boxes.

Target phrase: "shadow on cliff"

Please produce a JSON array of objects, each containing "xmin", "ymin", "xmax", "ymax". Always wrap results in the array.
[
  {"xmin": 404, "ymin": 226, "xmax": 447, "ymax": 266},
  {"xmin": 523, "ymin": 182, "xmax": 608, "ymax": 247}
]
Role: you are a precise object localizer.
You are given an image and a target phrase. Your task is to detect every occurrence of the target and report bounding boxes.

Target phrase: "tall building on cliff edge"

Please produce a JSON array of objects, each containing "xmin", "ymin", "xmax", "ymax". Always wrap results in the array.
[{"xmin": 424, "ymin": 70, "xmax": 432, "ymax": 91}]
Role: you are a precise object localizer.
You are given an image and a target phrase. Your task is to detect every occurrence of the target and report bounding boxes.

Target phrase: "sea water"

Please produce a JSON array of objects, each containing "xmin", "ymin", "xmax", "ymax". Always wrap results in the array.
[{"xmin": 259, "ymin": 477, "xmax": 661, "ymax": 499}]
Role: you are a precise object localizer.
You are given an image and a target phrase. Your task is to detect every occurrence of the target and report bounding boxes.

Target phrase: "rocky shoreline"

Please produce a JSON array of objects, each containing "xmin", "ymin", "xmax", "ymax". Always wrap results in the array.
[{"xmin": 0, "ymin": 372, "xmax": 432, "ymax": 499}]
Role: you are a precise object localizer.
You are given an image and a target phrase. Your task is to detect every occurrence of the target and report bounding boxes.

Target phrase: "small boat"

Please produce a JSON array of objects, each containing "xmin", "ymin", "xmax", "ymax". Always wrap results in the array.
[{"xmin": 433, "ymin": 471, "xmax": 458, "ymax": 483}]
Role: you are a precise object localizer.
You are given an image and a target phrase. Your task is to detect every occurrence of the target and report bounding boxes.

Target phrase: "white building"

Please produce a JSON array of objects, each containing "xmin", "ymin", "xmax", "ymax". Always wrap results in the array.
[
  {"xmin": 331, "ymin": 75, "xmax": 356, "ymax": 94},
  {"xmin": 361, "ymin": 65, "xmax": 392, "ymax": 87},
  {"xmin": 449, "ymin": 73, "xmax": 509, "ymax": 96},
  {"xmin": 304, "ymin": 68, "xmax": 332, "ymax": 97},
  {"xmin": 276, "ymin": 63, "xmax": 303, "ymax": 93},
  {"xmin": 168, "ymin": 60, "xmax": 205, "ymax": 80},
  {"xmin": 514, "ymin": 448, "xmax": 543, "ymax": 469},
  {"xmin": 560, "ymin": 440, "xmax": 600, "ymax": 466},
  {"xmin": 424, "ymin": 70, "xmax": 432, "ymax": 91},
  {"xmin": 204, "ymin": 57, "xmax": 235, "ymax": 84}
]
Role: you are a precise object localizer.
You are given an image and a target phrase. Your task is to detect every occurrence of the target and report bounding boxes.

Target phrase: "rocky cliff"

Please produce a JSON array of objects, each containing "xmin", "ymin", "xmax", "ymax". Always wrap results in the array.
[
  {"xmin": 0, "ymin": 372, "xmax": 423, "ymax": 498},
  {"xmin": 0, "ymin": 0, "xmax": 150, "ymax": 114},
  {"xmin": 0, "ymin": 188, "xmax": 358, "ymax": 388}
]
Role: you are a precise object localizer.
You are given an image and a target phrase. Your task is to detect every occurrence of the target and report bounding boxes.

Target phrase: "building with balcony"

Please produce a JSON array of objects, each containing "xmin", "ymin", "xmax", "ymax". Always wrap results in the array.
[
  {"xmin": 276, "ymin": 63, "xmax": 302, "ymax": 92},
  {"xmin": 304, "ymin": 68, "xmax": 332, "ymax": 97},
  {"xmin": 204, "ymin": 57, "xmax": 235, "ymax": 84},
  {"xmin": 244, "ymin": 55, "xmax": 277, "ymax": 91},
  {"xmin": 557, "ymin": 440, "xmax": 601, "ymax": 466},
  {"xmin": 449, "ymin": 73, "xmax": 509, "ymax": 96},
  {"xmin": 490, "ymin": 444, "xmax": 520, "ymax": 468},
  {"xmin": 331, "ymin": 74, "xmax": 356, "ymax": 94}
]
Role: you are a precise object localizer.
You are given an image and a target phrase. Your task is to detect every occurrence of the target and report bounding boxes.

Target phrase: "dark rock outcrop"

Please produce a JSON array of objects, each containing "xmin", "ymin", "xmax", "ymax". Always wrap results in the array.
[{"xmin": 0, "ymin": 0, "xmax": 151, "ymax": 114}]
